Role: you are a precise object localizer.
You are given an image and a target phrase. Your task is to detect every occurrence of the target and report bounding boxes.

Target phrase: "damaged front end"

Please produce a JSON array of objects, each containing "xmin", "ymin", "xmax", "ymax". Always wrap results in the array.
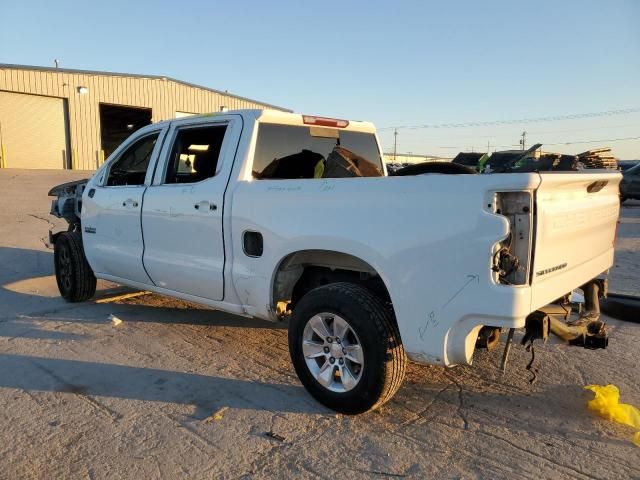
[{"xmin": 48, "ymin": 178, "xmax": 87, "ymax": 241}]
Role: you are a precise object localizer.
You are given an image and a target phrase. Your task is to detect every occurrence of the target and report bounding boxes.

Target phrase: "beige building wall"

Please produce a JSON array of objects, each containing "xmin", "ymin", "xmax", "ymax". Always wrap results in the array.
[{"xmin": 0, "ymin": 65, "xmax": 288, "ymax": 170}]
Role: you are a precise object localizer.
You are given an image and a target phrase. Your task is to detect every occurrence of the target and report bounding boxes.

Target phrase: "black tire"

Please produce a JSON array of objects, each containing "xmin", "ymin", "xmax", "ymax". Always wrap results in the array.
[
  {"xmin": 54, "ymin": 231, "xmax": 97, "ymax": 302},
  {"xmin": 288, "ymin": 282, "xmax": 406, "ymax": 414}
]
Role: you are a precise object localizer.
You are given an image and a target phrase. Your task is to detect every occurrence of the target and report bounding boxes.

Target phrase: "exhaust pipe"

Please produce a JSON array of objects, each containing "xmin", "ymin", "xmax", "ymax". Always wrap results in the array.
[
  {"xmin": 523, "ymin": 279, "xmax": 609, "ymax": 349},
  {"xmin": 499, "ymin": 279, "xmax": 609, "ymax": 376}
]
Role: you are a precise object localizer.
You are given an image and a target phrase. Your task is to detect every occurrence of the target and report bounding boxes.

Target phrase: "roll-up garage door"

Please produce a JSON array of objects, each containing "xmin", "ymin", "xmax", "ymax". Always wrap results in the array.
[{"xmin": 0, "ymin": 91, "xmax": 68, "ymax": 169}]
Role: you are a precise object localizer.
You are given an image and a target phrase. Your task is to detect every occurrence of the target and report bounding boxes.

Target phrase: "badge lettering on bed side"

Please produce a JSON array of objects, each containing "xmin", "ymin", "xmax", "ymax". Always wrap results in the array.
[
  {"xmin": 536, "ymin": 262, "xmax": 567, "ymax": 277},
  {"xmin": 84, "ymin": 226, "xmax": 96, "ymax": 234}
]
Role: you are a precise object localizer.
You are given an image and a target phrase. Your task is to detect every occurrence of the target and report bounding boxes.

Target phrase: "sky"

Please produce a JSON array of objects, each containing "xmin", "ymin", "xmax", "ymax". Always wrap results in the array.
[{"xmin": 1, "ymin": 0, "xmax": 639, "ymax": 159}]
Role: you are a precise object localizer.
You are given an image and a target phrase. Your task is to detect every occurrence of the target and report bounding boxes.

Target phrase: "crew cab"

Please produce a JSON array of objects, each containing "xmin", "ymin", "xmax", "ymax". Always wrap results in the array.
[{"xmin": 49, "ymin": 109, "xmax": 621, "ymax": 413}]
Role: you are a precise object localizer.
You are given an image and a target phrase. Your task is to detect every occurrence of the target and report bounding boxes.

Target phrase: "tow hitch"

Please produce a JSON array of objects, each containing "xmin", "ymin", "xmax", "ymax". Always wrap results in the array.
[
  {"xmin": 522, "ymin": 306, "xmax": 608, "ymax": 350},
  {"xmin": 498, "ymin": 279, "xmax": 609, "ymax": 382}
]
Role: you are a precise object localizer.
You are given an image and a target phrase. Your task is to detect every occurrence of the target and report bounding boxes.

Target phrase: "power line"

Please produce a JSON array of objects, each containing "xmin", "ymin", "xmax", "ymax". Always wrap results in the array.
[
  {"xmin": 378, "ymin": 107, "xmax": 640, "ymax": 130},
  {"xmin": 379, "ymin": 123, "xmax": 639, "ymax": 141},
  {"xmin": 544, "ymin": 136, "xmax": 640, "ymax": 146}
]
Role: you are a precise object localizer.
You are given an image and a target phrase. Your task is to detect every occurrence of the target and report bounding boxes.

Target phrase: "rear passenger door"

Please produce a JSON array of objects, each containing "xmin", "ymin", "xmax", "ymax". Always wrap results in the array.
[
  {"xmin": 82, "ymin": 127, "xmax": 166, "ymax": 284},
  {"xmin": 141, "ymin": 116, "xmax": 242, "ymax": 301}
]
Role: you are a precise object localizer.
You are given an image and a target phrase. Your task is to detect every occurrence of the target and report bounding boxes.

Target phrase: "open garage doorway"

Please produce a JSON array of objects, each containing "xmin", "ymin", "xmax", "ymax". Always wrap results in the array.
[{"xmin": 99, "ymin": 104, "xmax": 152, "ymax": 161}]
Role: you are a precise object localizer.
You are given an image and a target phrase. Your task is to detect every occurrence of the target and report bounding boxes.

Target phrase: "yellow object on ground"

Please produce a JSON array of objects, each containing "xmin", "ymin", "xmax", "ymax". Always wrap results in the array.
[
  {"xmin": 585, "ymin": 384, "xmax": 640, "ymax": 446},
  {"xmin": 96, "ymin": 291, "xmax": 150, "ymax": 304},
  {"xmin": 205, "ymin": 406, "xmax": 229, "ymax": 422}
]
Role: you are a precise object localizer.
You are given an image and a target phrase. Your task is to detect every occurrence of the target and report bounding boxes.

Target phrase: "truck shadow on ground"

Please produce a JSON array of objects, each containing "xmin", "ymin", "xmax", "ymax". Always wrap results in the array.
[
  {"xmin": 0, "ymin": 353, "xmax": 326, "ymax": 418},
  {"xmin": 2, "ymin": 249, "xmax": 635, "ymax": 444},
  {"xmin": 0, "ymin": 246, "xmax": 123, "ymax": 317},
  {"xmin": 90, "ymin": 300, "xmax": 288, "ymax": 330},
  {"xmin": 0, "ymin": 246, "xmax": 284, "ymax": 329},
  {"xmin": 0, "ymin": 320, "xmax": 85, "ymax": 341}
]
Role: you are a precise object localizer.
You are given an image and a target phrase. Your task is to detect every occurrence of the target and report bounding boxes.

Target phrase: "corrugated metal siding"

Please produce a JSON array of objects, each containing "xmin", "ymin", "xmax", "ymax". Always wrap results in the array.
[
  {"xmin": 0, "ymin": 91, "xmax": 67, "ymax": 169},
  {"xmin": 0, "ymin": 66, "xmax": 285, "ymax": 170}
]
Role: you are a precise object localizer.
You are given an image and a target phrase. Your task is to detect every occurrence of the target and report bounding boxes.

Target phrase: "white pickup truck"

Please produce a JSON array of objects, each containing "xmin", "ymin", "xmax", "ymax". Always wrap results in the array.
[{"xmin": 49, "ymin": 109, "xmax": 621, "ymax": 413}]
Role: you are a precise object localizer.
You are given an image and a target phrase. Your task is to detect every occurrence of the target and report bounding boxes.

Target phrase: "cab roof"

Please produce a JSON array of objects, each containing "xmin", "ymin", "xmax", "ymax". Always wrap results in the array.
[{"xmin": 163, "ymin": 109, "xmax": 377, "ymax": 133}]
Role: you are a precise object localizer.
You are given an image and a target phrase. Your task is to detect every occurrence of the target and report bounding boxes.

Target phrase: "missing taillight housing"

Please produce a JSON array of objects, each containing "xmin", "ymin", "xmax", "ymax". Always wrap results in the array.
[{"xmin": 492, "ymin": 192, "xmax": 534, "ymax": 285}]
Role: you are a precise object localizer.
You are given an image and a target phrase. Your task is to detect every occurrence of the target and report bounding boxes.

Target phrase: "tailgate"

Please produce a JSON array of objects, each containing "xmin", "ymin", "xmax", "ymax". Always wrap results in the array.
[{"xmin": 530, "ymin": 171, "xmax": 621, "ymax": 310}]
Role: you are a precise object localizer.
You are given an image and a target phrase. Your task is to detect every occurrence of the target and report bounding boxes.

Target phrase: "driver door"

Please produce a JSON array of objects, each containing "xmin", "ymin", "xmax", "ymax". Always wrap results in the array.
[{"xmin": 82, "ymin": 126, "xmax": 167, "ymax": 284}]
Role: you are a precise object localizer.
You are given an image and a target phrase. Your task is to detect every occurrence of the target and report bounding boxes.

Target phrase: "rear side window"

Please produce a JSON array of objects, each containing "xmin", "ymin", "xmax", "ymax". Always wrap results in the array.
[
  {"xmin": 106, "ymin": 132, "xmax": 159, "ymax": 186},
  {"xmin": 252, "ymin": 124, "xmax": 384, "ymax": 180},
  {"xmin": 164, "ymin": 125, "xmax": 227, "ymax": 184}
]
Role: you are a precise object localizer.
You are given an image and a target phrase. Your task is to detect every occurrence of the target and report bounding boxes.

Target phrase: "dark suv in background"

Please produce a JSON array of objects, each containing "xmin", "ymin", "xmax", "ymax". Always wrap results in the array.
[{"xmin": 621, "ymin": 162, "xmax": 640, "ymax": 202}]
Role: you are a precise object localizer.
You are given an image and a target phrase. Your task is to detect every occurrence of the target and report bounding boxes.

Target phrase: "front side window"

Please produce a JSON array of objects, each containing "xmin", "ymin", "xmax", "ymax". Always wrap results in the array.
[
  {"xmin": 164, "ymin": 125, "xmax": 227, "ymax": 184},
  {"xmin": 252, "ymin": 124, "xmax": 384, "ymax": 180},
  {"xmin": 106, "ymin": 133, "xmax": 159, "ymax": 186}
]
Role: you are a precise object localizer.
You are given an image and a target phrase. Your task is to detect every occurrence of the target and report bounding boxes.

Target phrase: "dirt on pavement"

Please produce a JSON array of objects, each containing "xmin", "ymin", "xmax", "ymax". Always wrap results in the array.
[{"xmin": 1, "ymin": 169, "xmax": 639, "ymax": 479}]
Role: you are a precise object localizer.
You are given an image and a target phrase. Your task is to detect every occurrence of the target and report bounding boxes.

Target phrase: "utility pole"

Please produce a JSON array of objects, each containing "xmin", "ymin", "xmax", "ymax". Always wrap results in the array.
[
  {"xmin": 54, "ymin": 59, "xmax": 59, "ymax": 68},
  {"xmin": 487, "ymin": 140, "xmax": 491, "ymax": 153},
  {"xmin": 520, "ymin": 131, "xmax": 526, "ymax": 150},
  {"xmin": 393, "ymin": 128, "xmax": 398, "ymax": 162}
]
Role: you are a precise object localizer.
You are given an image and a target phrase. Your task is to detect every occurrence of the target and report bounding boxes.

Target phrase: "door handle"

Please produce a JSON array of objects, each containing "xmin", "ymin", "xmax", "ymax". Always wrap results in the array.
[
  {"xmin": 122, "ymin": 198, "xmax": 139, "ymax": 208},
  {"xmin": 194, "ymin": 201, "xmax": 217, "ymax": 211}
]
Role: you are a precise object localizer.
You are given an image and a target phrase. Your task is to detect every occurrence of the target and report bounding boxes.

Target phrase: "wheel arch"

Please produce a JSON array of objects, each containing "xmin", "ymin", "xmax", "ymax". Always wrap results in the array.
[{"xmin": 271, "ymin": 249, "xmax": 394, "ymax": 316}]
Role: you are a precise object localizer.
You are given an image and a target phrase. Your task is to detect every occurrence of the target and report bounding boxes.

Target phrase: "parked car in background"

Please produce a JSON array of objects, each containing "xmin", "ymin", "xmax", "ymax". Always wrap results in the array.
[
  {"xmin": 620, "ymin": 162, "xmax": 640, "ymax": 202},
  {"xmin": 619, "ymin": 160, "xmax": 640, "ymax": 172}
]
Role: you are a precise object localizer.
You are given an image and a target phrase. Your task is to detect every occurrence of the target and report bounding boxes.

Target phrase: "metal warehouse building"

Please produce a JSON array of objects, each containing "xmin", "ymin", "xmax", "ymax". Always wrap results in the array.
[{"xmin": 0, "ymin": 64, "xmax": 288, "ymax": 170}]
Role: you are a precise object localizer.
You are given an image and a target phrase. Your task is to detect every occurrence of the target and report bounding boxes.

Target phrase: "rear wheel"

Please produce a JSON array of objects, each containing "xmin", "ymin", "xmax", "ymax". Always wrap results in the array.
[
  {"xmin": 54, "ymin": 231, "xmax": 96, "ymax": 302},
  {"xmin": 288, "ymin": 282, "xmax": 406, "ymax": 414}
]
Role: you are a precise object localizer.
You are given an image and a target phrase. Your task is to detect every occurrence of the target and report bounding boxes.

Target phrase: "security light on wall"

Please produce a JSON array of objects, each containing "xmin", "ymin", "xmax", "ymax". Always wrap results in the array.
[{"xmin": 77, "ymin": 86, "xmax": 88, "ymax": 94}]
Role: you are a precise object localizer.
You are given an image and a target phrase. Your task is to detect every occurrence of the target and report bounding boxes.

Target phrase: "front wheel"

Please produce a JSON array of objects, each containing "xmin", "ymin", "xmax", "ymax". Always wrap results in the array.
[
  {"xmin": 54, "ymin": 231, "xmax": 97, "ymax": 302},
  {"xmin": 288, "ymin": 283, "xmax": 406, "ymax": 414}
]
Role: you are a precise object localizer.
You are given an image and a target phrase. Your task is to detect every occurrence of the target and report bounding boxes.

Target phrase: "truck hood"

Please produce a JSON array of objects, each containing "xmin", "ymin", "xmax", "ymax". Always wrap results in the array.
[{"xmin": 48, "ymin": 179, "xmax": 88, "ymax": 197}]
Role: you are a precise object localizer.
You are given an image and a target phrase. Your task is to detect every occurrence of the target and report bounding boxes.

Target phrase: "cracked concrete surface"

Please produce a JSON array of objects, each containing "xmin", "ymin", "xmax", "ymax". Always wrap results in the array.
[{"xmin": 1, "ymin": 169, "xmax": 639, "ymax": 479}]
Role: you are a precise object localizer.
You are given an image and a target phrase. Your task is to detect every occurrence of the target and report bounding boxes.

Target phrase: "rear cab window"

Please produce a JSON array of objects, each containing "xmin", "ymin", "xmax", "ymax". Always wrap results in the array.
[{"xmin": 252, "ymin": 124, "xmax": 384, "ymax": 180}]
